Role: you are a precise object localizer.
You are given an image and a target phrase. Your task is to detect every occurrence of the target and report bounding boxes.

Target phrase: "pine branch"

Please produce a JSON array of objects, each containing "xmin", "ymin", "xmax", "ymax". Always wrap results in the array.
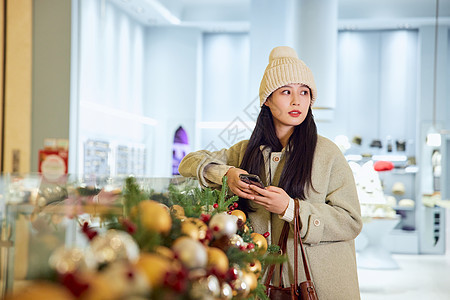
[{"xmin": 249, "ymin": 283, "xmax": 269, "ymax": 300}]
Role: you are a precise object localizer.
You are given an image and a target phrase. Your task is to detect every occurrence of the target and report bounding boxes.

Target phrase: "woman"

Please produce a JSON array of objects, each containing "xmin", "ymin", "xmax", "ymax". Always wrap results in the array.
[{"xmin": 179, "ymin": 46, "xmax": 362, "ymax": 299}]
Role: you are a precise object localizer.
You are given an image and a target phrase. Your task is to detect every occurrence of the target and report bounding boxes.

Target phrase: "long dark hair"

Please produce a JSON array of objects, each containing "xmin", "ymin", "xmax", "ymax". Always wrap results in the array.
[{"xmin": 238, "ymin": 105, "xmax": 318, "ymax": 215}]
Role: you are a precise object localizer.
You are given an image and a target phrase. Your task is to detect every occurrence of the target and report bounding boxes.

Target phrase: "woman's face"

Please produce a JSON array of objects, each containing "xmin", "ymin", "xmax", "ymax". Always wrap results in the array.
[{"xmin": 264, "ymin": 83, "xmax": 311, "ymax": 133}]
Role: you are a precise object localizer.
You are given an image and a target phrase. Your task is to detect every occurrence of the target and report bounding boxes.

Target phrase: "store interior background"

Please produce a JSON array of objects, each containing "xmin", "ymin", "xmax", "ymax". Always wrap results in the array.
[
  {"xmin": 24, "ymin": 0, "xmax": 450, "ymax": 253},
  {"xmin": 1, "ymin": 0, "xmax": 450, "ymax": 298}
]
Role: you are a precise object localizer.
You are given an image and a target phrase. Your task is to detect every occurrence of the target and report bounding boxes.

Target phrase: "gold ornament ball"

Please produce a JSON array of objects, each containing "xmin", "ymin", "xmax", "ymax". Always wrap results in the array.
[
  {"xmin": 82, "ymin": 272, "xmax": 117, "ymax": 300},
  {"xmin": 190, "ymin": 275, "xmax": 221, "ymax": 299},
  {"xmin": 231, "ymin": 209, "xmax": 246, "ymax": 223},
  {"xmin": 242, "ymin": 271, "xmax": 258, "ymax": 291},
  {"xmin": 229, "ymin": 234, "xmax": 244, "ymax": 248},
  {"xmin": 89, "ymin": 229, "xmax": 140, "ymax": 264},
  {"xmin": 207, "ymin": 246, "xmax": 229, "ymax": 274},
  {"xmin": 181, "ymin": 220, "xmax": 200, "ymax": 240},
  {"xmin": 250, "ymin": 232, "xmax": 268, "ymax": 254},
  {"xmin": 247, "ymin": 259, "xmax": 262, "ymax": 276},
  {"xmin": 86, "ymin": 261, "xmax": 149, "ymax": 299},
  {"xmin": 170, "ymin": 204, "xmax": 185, "ymax": 220},
  {"xmin": 135, "ymin": 252, "xmax": 171, "ymax": 287},
  {"xmin": 220, "ymin": 282, "xmax": 233, "ymax": 300},
  {"xmin": 49, "ymin": 246, "xmax": 97, "ymax": 274},
  {"xmin": 190, "ymin": 218, "xmax": 208, "ymax": 240},
  {"xmin": 209, "ymin": 213, "xmax": 238, "ymax": 238},
  {"xmin": 172, "ymin": 237, "xmax": 208, "ymax": 269},
  {"xmin": 154, "ymin": 246, "xmax": 174, "ymax": 260},
  {"xmin": 181, "ymin": 218, "xmax": 208, "ymax": 241},
  {"xmin": 137, "ymin": 200, "xmax": 172, "ymax": 234},
  {"xmin": 232, "ymin": 278, "xmax": 250, "ymax": 298},
  {"xmin": 6, "ymin": 281, "xmax": 75, "ymax": 300}
]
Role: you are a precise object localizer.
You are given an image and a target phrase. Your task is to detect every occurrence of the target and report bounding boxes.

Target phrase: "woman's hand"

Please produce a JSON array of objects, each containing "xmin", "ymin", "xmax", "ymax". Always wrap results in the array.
[
  {"xmin": 225, "ymin": 167, "xmax": 259, "ymax": 199},
  {"xmin": 248, "ymin": 185, "xmax": 290, "ymax": 215}
]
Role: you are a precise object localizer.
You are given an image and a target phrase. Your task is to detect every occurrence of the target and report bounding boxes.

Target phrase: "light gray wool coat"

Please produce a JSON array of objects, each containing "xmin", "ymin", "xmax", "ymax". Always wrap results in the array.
[{"xmin": 179, "ymin": 135, "xmax": 363, "ymax": 299}]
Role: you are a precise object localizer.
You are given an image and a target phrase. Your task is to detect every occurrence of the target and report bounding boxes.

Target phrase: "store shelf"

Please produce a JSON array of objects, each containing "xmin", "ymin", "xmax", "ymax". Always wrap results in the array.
[{"xmin": 393, "ymin": 206, "xmax": 415, "ymax": 211}]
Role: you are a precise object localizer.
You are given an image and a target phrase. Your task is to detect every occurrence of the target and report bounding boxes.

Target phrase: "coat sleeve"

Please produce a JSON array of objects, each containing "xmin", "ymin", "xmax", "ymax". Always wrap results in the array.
[
  {"xmin": 294, "ymin": 138, "xmax": 362, "ymax": 245},
  {"xmin": 178, "ymin": 140, "xmax": 248, "ymax": 188}
]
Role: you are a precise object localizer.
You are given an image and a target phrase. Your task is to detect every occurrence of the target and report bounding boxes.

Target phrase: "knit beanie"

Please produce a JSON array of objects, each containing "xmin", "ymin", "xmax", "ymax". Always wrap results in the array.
[{"xmin": 259, "ymin": 46, "xmax": 317, "ymax": 107}]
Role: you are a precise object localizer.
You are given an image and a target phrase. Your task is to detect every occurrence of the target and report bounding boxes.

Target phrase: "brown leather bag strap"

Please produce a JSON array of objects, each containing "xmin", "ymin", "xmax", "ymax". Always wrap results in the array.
[
  {"xmin": 265, "ymin": 199, "xmax": 314, "ymax": 288},
  {"xmin": 294, "ymin": 199, "xmax": 313, "ymax": 281},
  {"xmin": 278, "ymin": 221, "xmax": 290, "ymax": 284},
  {"xmin": 264, "ymin": 221, "xmax": 290, "ymax": 287},
  {"xmin": 293, "ymin": 200, "xmax": 299, "ymax": 287}
]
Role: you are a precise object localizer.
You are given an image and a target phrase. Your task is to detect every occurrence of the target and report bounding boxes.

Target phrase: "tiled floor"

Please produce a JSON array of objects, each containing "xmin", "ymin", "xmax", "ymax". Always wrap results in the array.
[{"xmin": 358, "ymin": 254, "xmax": 450, "ymax": 299}]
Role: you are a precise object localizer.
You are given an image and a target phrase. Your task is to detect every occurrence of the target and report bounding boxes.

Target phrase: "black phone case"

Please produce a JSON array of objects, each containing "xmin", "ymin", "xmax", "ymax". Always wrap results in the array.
[{"xmin": 239, "ymin": 174, "xmax": 264, "ymax": 188}]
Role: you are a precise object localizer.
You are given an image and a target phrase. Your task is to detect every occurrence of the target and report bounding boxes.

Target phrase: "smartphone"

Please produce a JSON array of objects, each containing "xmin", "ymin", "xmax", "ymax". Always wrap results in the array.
[{"xmin": 239, "ymin": 174, "xmax": 265, "ymax": 189}]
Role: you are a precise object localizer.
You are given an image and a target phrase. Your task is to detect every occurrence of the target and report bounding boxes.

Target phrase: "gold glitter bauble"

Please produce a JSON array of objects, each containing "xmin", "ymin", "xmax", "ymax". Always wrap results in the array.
[
  {"xmin": 207, "ymin": 247, "xmax": 229, "ymax": 274},
  {"xmin": 154, "ymin": 246, "xmax": 174, "ymax": 260},
  {"xmin": 182, "ymin": 218, "xmax": 208, "ymax": 240},
  {"xmin": 181, "ymin": 221, "xmax": 200, "ymax": 240},
  {"xmin": 242, "ymin": 271, "xmax": 258, "ymax": 291},
  {"xmin": 229, "ymin": 234, "xmax": 244, "ymax": 248},
  {"xmin": 247, "ymin": 259, "xmax": 262, "ymax": 276},
  {"xmin": 220, "ymin": 282, "xmax": 233, "ymax": 300},
  {"xmin": 135, "ymin": 253, "xmax": 171, "ymax": 287},
  {"xmin": 170, "ymin": 204, "xmax": 185, "ymax": 220},
  {"xmin": 230, "ymin": 209, "xmax": 246, "ymax": 223},
  {"xmin": 250, "ymin": 232, "xmax": 268, "ymax": 254},
  {"xmin": 231, "ymin": 278, "xmax": 250, "ymax": 297},
  {"xmin": 136, "ymin": 200, "xmax": 172, "ymax": 234}
]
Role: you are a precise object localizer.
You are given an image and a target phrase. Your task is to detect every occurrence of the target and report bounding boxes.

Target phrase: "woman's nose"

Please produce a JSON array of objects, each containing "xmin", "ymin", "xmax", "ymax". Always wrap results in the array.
[{"xmin": 292, "ymin": 94, "xmax": 301, "ymax": 105}]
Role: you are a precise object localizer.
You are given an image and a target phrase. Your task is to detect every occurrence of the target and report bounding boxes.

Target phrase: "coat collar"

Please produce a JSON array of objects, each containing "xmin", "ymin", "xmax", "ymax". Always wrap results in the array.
[{"xmin": 258, "ymin": 145, "xmax": 288, "ymax": 186}]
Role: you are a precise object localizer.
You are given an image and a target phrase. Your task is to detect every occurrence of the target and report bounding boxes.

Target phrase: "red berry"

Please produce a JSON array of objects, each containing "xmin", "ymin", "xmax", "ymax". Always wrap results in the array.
[
  {"xmin": 200, "ymin": 214, "xmax": 211, "ymax": 223},
  {"xmin": 233, "ymin": 202, "xmax": 239, "ymax": 208},
  {"xmin": 247, "ymin": 243, "xmax": 255, "ymax": 250},
  {"xmin": 263, "ymin": 232, "xmax": 270, "ymax": 238},
  {"xmin": 122, "ymin": 219, "xmax": 137, "ymax": 235},
  {"xmin": 205, "ymin": 230, "xmax": 213, "ymax": 241},
  {"xmin": 213, "ymin": 203, "xmax": 219, "ymax": 208},
  {"xmin": 126, "ymin": 270, "xmax": 134, "ymax": 280},
  {"xmin": 227, "ymin": 211, "xmax": 232, "ymax": 215},
  {"xmin": 226, "ymin": 268, "xmax": 239, "ymax": 281}
]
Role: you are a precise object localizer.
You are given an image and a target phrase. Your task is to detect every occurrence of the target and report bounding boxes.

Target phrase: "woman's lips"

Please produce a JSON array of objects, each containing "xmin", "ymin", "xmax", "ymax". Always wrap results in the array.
[{"xmin": 288, "ymin": 110, "xmax": 301, "ymax": 117}]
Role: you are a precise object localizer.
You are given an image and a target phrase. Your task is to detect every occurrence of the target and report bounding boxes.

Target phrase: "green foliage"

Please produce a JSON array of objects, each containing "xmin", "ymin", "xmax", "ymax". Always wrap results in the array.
[
  {"xmin": 121, "ymin": 176, "xmax": 149, "ymax": 217},
  {"xmin": 115, "ymin": 176, "xmax": 287, "ymax": 299},
  {"xmin": 248, "ymin": 283, "xmax": 269, "ymax": 300}
]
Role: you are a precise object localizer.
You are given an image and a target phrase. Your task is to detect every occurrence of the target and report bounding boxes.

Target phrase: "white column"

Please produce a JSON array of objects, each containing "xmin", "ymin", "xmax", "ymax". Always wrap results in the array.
[{"xmin": 288, "ymin": 0, "xmax": 338, "ymax": 117}]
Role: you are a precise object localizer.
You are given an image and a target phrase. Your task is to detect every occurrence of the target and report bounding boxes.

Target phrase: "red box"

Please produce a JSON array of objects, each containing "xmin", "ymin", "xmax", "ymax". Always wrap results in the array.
[{"xmin": 39, "ymin": 149, "xmax": 69, "ymax": 181}]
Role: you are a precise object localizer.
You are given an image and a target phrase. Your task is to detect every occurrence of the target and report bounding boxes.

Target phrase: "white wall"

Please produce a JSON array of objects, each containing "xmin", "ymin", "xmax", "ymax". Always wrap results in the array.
[{"xmin": 145, "ymin": 27, "xmax": 202, "ymax": 176}]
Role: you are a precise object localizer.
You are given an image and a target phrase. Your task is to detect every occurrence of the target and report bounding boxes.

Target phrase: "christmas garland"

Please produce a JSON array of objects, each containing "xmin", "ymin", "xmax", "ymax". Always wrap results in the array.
[{"xmin": 8, "ymin": 176, "xmax": 286, "ymax": 300}]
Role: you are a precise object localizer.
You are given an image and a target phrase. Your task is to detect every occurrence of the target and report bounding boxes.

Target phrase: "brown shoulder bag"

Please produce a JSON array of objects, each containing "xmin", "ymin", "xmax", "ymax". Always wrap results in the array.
[{"xmin": 264, "ymin": 199, "xmax": 319, "ymax": 300}]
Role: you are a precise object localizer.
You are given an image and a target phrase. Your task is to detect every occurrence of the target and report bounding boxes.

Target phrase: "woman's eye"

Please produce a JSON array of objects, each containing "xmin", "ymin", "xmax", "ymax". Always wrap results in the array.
[
  {"xmin": 281, "ymin": 90, "xmax": 290, "ymax": 95},
  {"xmin": 300, "ymin": 90, "xmax": 309, "ymax": 96}
]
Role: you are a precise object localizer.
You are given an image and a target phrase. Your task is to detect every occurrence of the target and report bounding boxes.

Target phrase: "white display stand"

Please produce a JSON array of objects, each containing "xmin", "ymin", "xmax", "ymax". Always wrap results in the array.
[{"xmin": 357, "ymin": 217, "xmax": 401, "ymax": 269}]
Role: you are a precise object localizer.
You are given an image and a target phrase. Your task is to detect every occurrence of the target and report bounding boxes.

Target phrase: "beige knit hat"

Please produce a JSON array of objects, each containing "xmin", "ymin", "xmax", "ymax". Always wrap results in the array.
[{"xmin": 259, "ymin": 46, "xmax": 317, "ymax": 107}]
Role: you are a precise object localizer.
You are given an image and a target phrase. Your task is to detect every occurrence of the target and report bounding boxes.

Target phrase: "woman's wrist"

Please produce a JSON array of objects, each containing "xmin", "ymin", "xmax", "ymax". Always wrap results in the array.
[
  {"xmin": 225, "ymin": 166, "xmax": 235, "ymax": 177},
  {"xmin": 279, "ymin": 197, "xmax": 295, "ymax": 222}
]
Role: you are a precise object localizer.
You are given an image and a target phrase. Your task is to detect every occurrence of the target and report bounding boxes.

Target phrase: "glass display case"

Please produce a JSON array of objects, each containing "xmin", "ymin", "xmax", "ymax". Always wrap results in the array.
[{"xmin": 0, "ymin": 174, "xmax": 190, "ymax": 299}]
